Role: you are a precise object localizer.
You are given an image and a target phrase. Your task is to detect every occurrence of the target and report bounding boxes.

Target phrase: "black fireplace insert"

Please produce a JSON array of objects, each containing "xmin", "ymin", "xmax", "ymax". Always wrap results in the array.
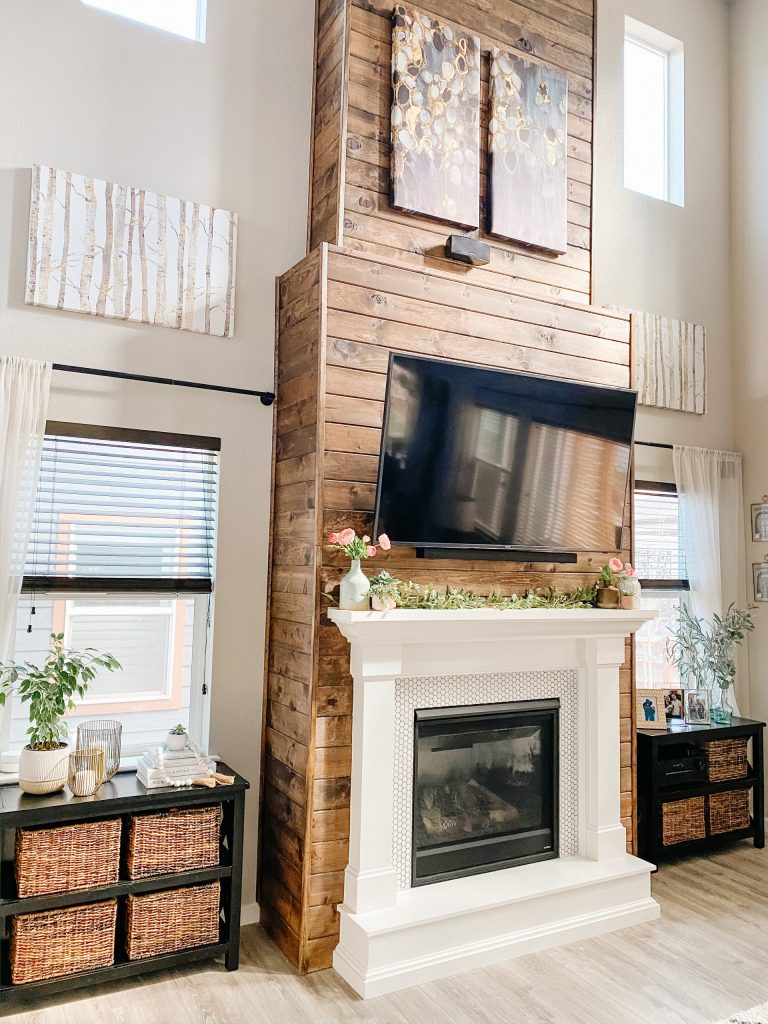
[{"xmin": 412, "ymin": 699, "xmax": 559, "ymax": 886}]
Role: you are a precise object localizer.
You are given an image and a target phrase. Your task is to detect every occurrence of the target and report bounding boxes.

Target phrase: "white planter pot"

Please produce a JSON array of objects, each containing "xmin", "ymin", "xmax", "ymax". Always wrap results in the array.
[
  {"xmin": 339, "ymin": 559, "xmax": 371, "ymax": 611},
  {"xmin": 165, "ymin": 732, "xmax": 189, "ymax": 751},
  {"xmin": 18, "ymin": 744, "xmax": 70, "ymax": 795},
  {"xmin": 371, "ymin": 594, "xmax": 397, "ymax": 611}
]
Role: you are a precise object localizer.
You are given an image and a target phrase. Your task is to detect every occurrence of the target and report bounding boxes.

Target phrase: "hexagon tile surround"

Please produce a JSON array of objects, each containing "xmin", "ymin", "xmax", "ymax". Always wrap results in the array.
[{"xmin": 393, "ymin": 671, "xmax": 580, "ymax": 890}]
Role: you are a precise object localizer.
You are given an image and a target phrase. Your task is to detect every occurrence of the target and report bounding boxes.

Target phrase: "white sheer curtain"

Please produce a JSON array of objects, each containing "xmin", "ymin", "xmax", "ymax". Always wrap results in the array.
[
  {"xmin": 0, "ymin": 358, "xmax": 51, "ymax": 751},
  {"xmin": 673, "ymin": 445, "xmax": 750, "ymax": 713}
]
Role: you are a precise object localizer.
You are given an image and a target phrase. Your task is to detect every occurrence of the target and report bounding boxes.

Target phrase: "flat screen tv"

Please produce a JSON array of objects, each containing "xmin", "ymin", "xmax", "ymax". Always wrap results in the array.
[{"xmin": 374, "ymin": 354, "xmax": 637, "ymax": 555}]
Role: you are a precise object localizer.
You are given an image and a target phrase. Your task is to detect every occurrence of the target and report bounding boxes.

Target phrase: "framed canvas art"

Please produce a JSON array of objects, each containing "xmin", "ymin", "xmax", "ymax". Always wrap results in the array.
[
  {"xmin": 488, "ymin": 49, "xmax": 568, "ymax": 253},
  {"xmin": 26, "ymin": 166, "xmax": 238, "ymax": 337},
  {"xmin": 391, "ymin": 6, "xmax": 481, "ymax": 228},
  {"xmin": 631, "ymin": 312, "xmax": 706, "ymax": 415}
]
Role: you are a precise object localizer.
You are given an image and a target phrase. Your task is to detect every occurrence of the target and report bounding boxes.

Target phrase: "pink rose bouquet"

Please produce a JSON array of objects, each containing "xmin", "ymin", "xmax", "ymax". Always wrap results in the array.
[
  {"xmin": 598, "ymin": 558, "xmax": 634, "ymax": 586},
  {"xmin": 328, "ymin": 528, "xmax": 391, "ymax": 561}
]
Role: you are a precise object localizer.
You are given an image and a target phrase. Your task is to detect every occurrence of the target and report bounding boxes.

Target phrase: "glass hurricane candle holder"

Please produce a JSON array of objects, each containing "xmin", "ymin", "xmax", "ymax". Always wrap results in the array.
[
  {"xmin": 67, "ymin": 749, "xmax": 105, "ymax": 797},
  {"xmin": 76, "ymin": 720, "xmax": 122, "ymax": 781}
]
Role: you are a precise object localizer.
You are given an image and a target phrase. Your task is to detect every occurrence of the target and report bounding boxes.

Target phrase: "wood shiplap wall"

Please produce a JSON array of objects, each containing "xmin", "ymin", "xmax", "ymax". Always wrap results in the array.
[{"xmin": 263, "ymin": 0, "xmax": 637, "ymax": 975}]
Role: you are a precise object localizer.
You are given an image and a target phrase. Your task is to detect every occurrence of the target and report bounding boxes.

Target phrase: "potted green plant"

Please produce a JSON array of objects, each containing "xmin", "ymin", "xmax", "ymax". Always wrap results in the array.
[
  {"xmin": 166, "ymin": 723, "xmax": 189, "ymax": 751},
  {"xmin": 666, "ymin": 604, "xmax": 754, "ymax": 724},
  {"xmin": 595, "ymin": 558, "xmax": 625, "ymax": 608},
  {"xmin": 0, "ymin": 633, "xmax": 121, "ymax": 794},
  {"xmin": 368, "ymin": 570, "xmax": 401, "ymax": 611}
]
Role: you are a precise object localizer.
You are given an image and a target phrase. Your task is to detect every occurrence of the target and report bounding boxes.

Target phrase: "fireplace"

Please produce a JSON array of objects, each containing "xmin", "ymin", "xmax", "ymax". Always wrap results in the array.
[{"xmin": 412, "ymin": 699, "xmax": 559, "ymax": 886}]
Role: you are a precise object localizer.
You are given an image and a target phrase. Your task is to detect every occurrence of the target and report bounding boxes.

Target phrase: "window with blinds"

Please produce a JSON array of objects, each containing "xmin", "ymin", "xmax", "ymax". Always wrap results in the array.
[
  {"xmin": 634, "ymin": 484, "xmax": 688, "ymax": 688},
  {"xmin": 23, "ymin": 424, "xmax": 219, "ymax": 593},
  {"xmin": 634, "ymin": 486, "xmax": 688, "ymax": 587},
  {"xmin": 1, "ymin": 424, "xmax": 219, "ymax": 765}
]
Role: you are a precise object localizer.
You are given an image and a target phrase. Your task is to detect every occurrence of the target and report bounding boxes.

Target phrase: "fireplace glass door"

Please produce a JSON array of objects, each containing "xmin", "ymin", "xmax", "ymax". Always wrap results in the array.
[{"xmin": 412, "ymin": 699, "xmax": 559, "ymax": 886}]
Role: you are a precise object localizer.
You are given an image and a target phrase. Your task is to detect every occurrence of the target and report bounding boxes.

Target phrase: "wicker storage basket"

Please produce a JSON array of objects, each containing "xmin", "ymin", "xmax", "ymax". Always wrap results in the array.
[
  {"xmin": 126, "ymin": 805, "xmax": 221, "ymax": 879},
  {"xmin": 709, "ymin": 789, "xmax": 751, "ymax": 835},
  {"xmin": 707, "ymin": 738, "xmax": 749, "ymax": 782},
  {"xmin": 15, "ymin": 818, "xmax": 122, "ymax": 898},
  {"xmin": 125, "ymin": 881, "xmax": 220, "ymax": 960},
  {"xmin": 662, "ymin": 796, "xmax": 706, "ymax": 845},
  {"xmin": 11, "ymin": 899, "xmax": 117, "ymax": 985}
]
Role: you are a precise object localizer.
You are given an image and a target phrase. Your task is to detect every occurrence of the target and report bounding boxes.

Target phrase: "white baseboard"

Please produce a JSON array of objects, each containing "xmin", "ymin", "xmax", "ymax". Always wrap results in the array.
[{"xmin": 241, "ymin": 902, "xmax": 260, "ymax": 927}]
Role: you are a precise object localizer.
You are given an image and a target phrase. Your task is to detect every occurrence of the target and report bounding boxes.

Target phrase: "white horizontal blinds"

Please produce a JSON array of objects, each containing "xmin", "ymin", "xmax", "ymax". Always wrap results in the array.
[
  {"xmin": 23, "ymin": 426, "xmax": 219, "ymax": 593},
  {"xmin": 634, "ymin": 489, "xmax": 687, "ymax": 582}
]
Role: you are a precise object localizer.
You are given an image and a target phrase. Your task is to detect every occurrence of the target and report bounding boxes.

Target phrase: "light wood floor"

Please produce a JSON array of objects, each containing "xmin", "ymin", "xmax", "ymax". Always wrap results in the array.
[{"xmin": 6, "ymin": 844, "xmax": 768, "ymax": 1024}]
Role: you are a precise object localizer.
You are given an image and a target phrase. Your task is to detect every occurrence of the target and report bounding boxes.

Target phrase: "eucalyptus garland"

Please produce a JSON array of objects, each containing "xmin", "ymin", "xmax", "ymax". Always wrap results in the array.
[{"xmin": 368, "ymin": 577, "xmax": 597, "ymax": 611}]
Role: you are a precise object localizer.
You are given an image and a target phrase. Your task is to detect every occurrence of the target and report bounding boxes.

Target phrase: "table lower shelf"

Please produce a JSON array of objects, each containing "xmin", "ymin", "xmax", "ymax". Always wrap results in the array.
[{"xmin": 0, "ymin": 941, "xmax": 230, "ymax": 1002}]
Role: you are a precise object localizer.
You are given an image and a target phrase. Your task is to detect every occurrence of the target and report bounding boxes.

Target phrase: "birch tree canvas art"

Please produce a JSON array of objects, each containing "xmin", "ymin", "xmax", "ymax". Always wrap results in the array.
[
  {"xmin": 631, "ymin": 311, "xmax": 706, "ymax": 414},
  {"xmin": 26, "ymin": 166, "xmax": 238, "ymax": 337}
]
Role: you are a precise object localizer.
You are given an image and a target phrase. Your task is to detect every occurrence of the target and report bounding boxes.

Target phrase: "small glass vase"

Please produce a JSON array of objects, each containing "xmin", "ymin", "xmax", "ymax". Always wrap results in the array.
[
  {"xmin": 711, "ymin": 684, "xmax": 734, "ymax": 725},
  {"xmin": 339, "ymin": 559, "xmax": 371, "ymax": 611}
]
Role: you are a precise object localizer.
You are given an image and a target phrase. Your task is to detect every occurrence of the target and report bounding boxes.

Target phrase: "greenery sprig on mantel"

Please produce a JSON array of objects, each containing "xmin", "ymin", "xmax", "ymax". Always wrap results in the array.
[{"xmin": 365, "ymin": 575, "xmax": 598, "ymax": 611}]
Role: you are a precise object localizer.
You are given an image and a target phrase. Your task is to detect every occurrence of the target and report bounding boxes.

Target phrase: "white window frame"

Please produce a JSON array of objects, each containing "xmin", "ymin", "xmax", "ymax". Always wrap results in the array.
[
  {"xmin": 624, "ymin": 17, "xmax": 684, "ymax": 206},
  {"xmin": 81, "ymin": 0, "xmax": 207, "ymax": 43}
]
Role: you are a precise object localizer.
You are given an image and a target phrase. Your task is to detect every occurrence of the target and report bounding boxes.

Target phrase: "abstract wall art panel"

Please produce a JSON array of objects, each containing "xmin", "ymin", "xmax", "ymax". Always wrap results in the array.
[
  {"xmin": 632, "ymin": 311, "xmax": 706, "ymax": 414},
  {"xmin": 26, "ymin": 166, "xmax": 238, "ymax": 337},
  {"xmin": 488, "ymin": 49, "xmax": 568, "ymax": 253},
  {"xmin": 391, "ymin": 6, "xmax": 480, "ymax": 228}
]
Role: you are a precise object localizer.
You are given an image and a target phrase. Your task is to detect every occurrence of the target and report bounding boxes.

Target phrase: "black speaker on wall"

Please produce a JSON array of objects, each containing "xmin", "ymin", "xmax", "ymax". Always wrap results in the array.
[{"xmin": 445, "ymin": 234, "xmax": 491, "ymax": 267}]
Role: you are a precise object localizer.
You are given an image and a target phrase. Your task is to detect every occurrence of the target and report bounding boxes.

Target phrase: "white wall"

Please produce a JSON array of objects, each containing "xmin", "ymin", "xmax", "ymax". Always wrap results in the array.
[
  {"xmin": 0, "ymin": 0, "xmax": 315, "ymax": 910},
  {"xmin": 730, "ymin": 0, "xmax": 768, "ymax": 725},
  {"xmin": 593, "ymin": 0, "xmax": 734, "ymax": 485}
]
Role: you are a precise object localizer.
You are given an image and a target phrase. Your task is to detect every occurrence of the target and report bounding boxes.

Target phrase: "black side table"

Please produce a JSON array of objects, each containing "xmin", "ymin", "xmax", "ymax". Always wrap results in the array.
[
  {"xmin": 0, "ymin": 762, "xmax": 248, "ymax": 1003},
  {"xmin": 637, "ymin": 718, "xmax": 764, "ymax": 864}
]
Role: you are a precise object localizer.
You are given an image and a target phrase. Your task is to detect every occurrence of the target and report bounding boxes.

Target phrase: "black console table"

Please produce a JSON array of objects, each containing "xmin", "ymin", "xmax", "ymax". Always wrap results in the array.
[
  {"xmin": 0, "ymin": 763, "xmax": 248, "ymax": 1003},
  {"xmin": 637, "ymin": 718, "xmax": 764, "ymax": 864}
]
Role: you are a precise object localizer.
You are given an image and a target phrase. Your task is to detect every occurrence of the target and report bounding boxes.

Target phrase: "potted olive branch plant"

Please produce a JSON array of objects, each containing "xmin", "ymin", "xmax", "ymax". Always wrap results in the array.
[
  {"xmin": 0, "ymin": 633, "xmax": 121, "ymax": 794},
  {"xmin": 666, "ymin": 604, "xmax": 754, "ymax": 724}
]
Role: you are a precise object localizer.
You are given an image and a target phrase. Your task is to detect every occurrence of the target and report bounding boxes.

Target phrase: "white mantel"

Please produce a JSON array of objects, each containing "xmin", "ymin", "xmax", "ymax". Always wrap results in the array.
[{"xmin": 328, "ymin": 607, "xmax": 659, "ymax": 998}]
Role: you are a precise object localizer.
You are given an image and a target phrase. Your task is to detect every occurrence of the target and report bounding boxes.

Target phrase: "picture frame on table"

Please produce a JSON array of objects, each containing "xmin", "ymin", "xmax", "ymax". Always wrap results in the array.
[
  {"xmin": 661, "ymin": 688, "xmax": 685, "ymax": 724},
  {"xmin": 636, "ymin": 689, "xmax": 667, "ymax": 730},
  {"xmin": 685, "ymin": 689, "xmax": 711, "ymax": 725}
]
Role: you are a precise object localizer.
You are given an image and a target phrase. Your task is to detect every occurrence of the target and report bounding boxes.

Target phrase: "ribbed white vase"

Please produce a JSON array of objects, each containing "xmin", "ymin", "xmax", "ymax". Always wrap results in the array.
[
  {"xmin": 18, "ymin": 744, "xmax": 70, "ymax": 795},
  {"xmin": 339, "ymin": 559, "xmax": 371, "ymax": 611}
]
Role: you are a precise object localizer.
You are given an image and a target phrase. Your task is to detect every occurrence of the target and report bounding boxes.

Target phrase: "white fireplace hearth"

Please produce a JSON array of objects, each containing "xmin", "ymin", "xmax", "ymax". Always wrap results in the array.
[{"xmin": 328, "ymin": 607, "xmax": 659, "ymax": 998}]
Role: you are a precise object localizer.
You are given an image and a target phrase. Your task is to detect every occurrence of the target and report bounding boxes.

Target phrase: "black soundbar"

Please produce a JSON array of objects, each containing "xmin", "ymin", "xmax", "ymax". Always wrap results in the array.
[{"xmin": 415, "ymin": 548, "xmax": 578, "ymax": 563}]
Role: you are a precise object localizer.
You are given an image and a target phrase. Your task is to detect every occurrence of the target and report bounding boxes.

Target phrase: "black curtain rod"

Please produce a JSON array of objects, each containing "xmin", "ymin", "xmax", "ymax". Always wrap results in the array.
[
  {"xmin": 635, "ymin": 440, "xmax": 674, "ymax": 451},
  {"xmin": 52, "ymin": 363, "xmax": 275, "ymax": 406}
]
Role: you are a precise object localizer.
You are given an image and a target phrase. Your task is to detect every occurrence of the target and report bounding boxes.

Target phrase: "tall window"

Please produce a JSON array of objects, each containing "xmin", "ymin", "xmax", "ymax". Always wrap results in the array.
[
  {"xmin": 81, "ymin": 0, "xmax": 206, "ymax": 42},
  {"xmin": 634, "ymin": 483, "xmax": 689, "ymax": 686},
  {"xmin": 624, "ymin": 18, "xmax": 684, "ymax": 205},
  {"xmin": 0, "ymin": 425, "xmax": 219, "ymax": 767}
]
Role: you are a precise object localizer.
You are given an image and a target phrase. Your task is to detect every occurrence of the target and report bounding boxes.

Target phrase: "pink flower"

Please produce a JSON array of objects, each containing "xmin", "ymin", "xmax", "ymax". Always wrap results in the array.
[
  {"xmin": 366, "ymin": 545, "xmax": 377, "ymax": 558},
  {"xmin": 338, "ymin": 528, "xmax": 356, "ymax": 545},
  {"xmin": 624, "ymin": 564, "xmax": 635, "ymax": 577},
  {"xmin": 378, "ymin": 533, "xmax": 391, "ymax": 551},
  {"xmin": 608, "ymin": 557, "xmax": 623, "ymax": 573},
  {"xmin": 362, "ymin": 535, "xmax": 370, "ymax": 543},
  {"xmin": 328, "ymin": 532, "xmax": 339, "ymax": 544}
]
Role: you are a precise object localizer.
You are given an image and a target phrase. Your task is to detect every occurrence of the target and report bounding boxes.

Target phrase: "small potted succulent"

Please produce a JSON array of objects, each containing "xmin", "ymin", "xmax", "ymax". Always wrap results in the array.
[
  {"xmin": 166, "ymin": 723, "xmax": 189, "ymax": 751},
  {"xmin": 368, "ymin": 570, "xmax": 401, "ymax": 611},
  {"xmin": 327, "ymin": 528, "xmax": 391, "ymax": 610},
  {"xmin": 0, "ymin": 633, "xmax": 121, "ymax": 795}
]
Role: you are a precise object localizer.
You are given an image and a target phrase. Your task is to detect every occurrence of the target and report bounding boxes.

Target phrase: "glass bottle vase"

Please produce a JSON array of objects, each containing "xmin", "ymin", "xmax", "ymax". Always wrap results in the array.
[{"xmin": 710, "ymin": 684, "xmax": 734, "ymax": 725}]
